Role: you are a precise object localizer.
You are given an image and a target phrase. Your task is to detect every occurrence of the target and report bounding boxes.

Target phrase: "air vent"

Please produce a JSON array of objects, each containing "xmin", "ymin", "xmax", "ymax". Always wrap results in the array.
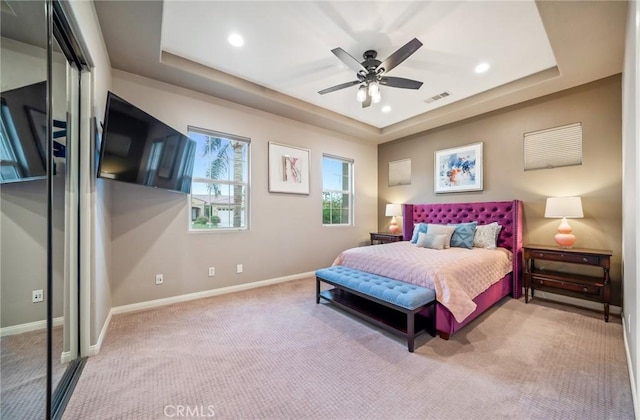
[{"xmin": 425, "ymin": 91, "xmax": 451, "ymax": 104}]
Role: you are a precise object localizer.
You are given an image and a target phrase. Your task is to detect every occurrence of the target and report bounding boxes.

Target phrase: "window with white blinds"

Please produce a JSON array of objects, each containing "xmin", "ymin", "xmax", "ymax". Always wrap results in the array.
[{"xmin": 523, "ymin": 122, "xmax": 582, "ymax": 170}]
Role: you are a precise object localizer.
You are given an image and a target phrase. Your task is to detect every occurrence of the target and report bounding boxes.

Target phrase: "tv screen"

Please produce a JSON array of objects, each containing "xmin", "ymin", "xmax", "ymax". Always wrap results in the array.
[
  {"xmin": 97, "ymin": 92, "xmax": 196, "ymax": 194},
  {"xmin": 0, "ymin": 81, "xmax": 47, "ymax": 183}
]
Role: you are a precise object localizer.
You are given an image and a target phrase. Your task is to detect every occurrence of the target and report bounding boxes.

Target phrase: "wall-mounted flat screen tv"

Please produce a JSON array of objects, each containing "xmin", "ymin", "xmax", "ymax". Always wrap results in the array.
[
  {"xmin": 97, "ymin": 92, "xmax": 196, "ymax": 194},
  {"xmin": 0, "ymin": 81, "xmax": 47, "ymax": 183}
]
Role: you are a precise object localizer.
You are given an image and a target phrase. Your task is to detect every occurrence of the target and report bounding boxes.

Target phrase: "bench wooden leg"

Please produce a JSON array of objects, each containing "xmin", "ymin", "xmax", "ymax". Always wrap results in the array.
[{"xmin": 407, "ymin": 312, "xmax": 415, "ymax": 353}]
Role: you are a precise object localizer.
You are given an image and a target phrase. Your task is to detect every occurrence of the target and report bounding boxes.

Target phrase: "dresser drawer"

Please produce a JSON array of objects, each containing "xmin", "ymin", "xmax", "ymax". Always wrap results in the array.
[
  {"xmin": 531, "ymin": 277, "xmax": 600, "ymax": 296},
  {"xmin": 530, "ymin": 251, "xmax": 600, "ymax": 265}
]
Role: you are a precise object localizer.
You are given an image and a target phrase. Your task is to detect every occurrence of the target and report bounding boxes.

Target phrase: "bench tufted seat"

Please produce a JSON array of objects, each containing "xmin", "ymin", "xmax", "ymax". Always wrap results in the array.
[
  {"xmin": 315, "ymin": 265, "xmax": 436, "ymax": 352},
  {"xmin": 315, "ymin": 266, "xmax": 435, "ymax": 310}
]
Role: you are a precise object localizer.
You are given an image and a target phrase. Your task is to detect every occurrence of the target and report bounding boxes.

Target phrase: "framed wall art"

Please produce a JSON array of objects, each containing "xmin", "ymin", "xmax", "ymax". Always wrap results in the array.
[
  {"xmin": 434, "ymin": 142, "xmax": 483, "ymax": 193},
  {"xmin": 268, "ymin": 142, "xmax": 310, "ymax": 194}
]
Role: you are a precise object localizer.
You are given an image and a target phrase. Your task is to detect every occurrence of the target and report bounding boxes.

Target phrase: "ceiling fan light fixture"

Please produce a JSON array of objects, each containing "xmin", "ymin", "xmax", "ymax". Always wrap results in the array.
[
  {"xmin": 356, "ymin": 85, "xmax": 367, "ymax": 102},
  {"xmin": 368, "ymin": 82, "xmax": 380, "ymax": 97},
  {"xmin": 372, "ymin": 89, "xmax": 382, "ymax": 104}
]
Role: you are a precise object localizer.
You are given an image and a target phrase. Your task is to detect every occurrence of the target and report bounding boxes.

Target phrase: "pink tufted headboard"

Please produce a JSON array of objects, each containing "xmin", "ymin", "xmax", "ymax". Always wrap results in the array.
[{"xmin": 402, "ymin": 200, "xmax": 523, "ymax": 298}]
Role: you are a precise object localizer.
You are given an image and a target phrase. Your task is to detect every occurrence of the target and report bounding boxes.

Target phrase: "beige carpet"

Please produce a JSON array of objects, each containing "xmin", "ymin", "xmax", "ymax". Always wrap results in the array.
[
  {"xmin": 1, "ymin": 325, "xmax": 66, "ymax": 419},
  {"xmin": 63, "ymin": 278, "xmax": 633, "ymax": 420}
]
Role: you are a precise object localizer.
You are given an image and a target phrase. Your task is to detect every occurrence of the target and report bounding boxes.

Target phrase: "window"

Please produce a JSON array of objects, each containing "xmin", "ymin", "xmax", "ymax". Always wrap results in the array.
[
  {"xmin": 524, "ymin": 122, "xmax": 582, "ymax": 170},
  {"xmin": 322, "ymin": 154, "xmax": 353, "ymax": 225},
  {"xmin": 188, "ymin": 127, "xmax": 250, "ymax": 231}
]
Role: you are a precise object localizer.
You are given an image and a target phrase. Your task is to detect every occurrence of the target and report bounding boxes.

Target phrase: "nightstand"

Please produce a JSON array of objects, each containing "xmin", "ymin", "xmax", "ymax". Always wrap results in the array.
[
  {"xmin": 523, "ymin": 244, "xmax": 612, "ymax": 322},
  {"xmin": 370, "ymin": 232, "xmax": 403, "ymax": 245}
]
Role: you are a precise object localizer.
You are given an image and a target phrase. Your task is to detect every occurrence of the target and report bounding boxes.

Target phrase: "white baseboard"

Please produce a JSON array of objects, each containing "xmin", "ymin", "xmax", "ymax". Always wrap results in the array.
[
  {"xmin": 111, "ymin": 271, "xmax": 314, "ymax": 315},
  {"xmin": 621, "ymin": 313, "xmax": 639, "ymax": 419},
  {"xmin": 87, "ymin": 307, "xmax": 112, "ymax": 357},
  {"xmin": 0, "ymin": 316, "xmax": 64, "ymax": 337},
  {"xmin": 87, "ymin": 272, "xmax": 313, "ymax": 355},
  {"xmin": 531, "ymin": 290, "xmax": 622, "ymax": 315},
  {"xmin": 61, "ymin": 351, "xmax": 73, "ymax": 364}
]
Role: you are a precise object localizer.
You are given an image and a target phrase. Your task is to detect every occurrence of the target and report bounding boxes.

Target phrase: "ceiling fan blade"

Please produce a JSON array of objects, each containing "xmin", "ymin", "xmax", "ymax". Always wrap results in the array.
[
  {"xmin": 362, "ymin": 94, "xmax": 372, "ymax": 108},
  {"xmin": 331, "ymin": 47, "xmax": 367, "ymax": 73},
  {"xmin": 380, "ymin": 76, "xmax": 423, "ymax": 90},
  {"xmin": 379, "ymin": 38, "xmax": 423, "ymax": 74},
  {"xmin": 318, "ymin": 80, "xmax": 361, "ymax": 95}
]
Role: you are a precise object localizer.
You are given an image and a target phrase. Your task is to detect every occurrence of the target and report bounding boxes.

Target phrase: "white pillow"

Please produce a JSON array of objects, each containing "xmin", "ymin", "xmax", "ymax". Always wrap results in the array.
[
  {"xmin": 426, "ymin": 224, "xmax": 456, "ymax": 248},
  {"xmin": 416, "ymin": 232, "xmax": 448, "ymax": 250},
  {"xmin": 474, "ymin": 222, "xmax": 502, "ymax": 249}
]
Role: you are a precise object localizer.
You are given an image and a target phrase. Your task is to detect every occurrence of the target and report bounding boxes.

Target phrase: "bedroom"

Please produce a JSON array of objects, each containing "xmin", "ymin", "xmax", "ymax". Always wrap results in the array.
[{"xmin": 0, "ymin": 0, "xmax": 638, "ymax": 418}]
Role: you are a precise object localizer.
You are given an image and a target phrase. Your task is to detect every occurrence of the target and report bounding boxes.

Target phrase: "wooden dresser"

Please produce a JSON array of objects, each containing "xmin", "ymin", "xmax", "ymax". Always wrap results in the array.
[{"xmin": 523, "ymin": 244, "xmax": 612, "ymax": 322}]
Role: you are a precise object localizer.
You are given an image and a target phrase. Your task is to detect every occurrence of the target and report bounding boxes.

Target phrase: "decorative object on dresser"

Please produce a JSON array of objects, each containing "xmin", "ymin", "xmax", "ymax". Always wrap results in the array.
[
  {"xmin": 523, "ymin": 244, "xmax": 612, "ymax": 321},
  {"xmin": 544, "ymin": 196, "xmax": 583, "ymax": 248},
  {"xmin": 385, "ymin": 203, "xmax": 402, "ymax": 233},
  {"xmin": 434, "ymin": 142, "xmax": 483, "ymax": 193},
  {"xmin": 370, "ymin": 232, "xmax": 403, "ymax": 245}
]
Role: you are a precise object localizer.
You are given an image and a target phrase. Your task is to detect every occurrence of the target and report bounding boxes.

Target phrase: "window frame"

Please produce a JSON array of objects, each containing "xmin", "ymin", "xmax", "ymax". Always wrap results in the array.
[
  {"xmin": 322, "ymin": 153, "xmax": 354, "ymax": 227},
  {"xmin": 187, "ymin": 126, "xmax": 251, "ymax": 233}
]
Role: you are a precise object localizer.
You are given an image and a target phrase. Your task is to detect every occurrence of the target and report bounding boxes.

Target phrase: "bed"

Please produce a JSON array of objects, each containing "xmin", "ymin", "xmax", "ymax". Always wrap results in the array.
[{"xmin": 334, "ymin": 200, "xmax": 523, "ymax": 339}]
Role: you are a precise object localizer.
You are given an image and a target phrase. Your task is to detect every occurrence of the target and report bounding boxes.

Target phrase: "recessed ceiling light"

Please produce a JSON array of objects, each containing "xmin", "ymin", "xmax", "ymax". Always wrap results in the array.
[
  {"xmin": 228, "ymin": 33, "xmax": 244, "ymax": 47},
  {"xmin": 382, "ymin": 105, "xmax": 392, "ymax": 113},
  {"xmin": 474, "ymin": 62, "xmax": 490, "ymax": 74}
]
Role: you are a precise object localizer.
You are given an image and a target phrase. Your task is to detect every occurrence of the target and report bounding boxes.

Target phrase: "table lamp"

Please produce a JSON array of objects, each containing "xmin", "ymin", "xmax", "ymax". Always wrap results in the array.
[
  {"xmin": 544, "ymin": 196, "xmax": 583, "ymax": 248},
  {"xmin": 385, "ymin": 204, "xmax": 402, "ymax": 234}
]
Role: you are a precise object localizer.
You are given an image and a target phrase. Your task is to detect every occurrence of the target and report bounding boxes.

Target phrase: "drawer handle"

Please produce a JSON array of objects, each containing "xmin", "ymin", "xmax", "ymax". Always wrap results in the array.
[
  {"xmin": 540, "ymin": 280, "xmax": 544, "ymax": 285},
  {"xmin": 583, "ymin": 287, "xmax": 588, "ymax": 292},
  {"xmin": 582, "ymin": 257, "xmax": 588, "ymax": 262}
]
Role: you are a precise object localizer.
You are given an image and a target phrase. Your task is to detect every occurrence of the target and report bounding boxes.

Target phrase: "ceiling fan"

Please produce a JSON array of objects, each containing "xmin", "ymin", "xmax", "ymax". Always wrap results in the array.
[{"xmin": 318, "ymin": 38, "xmax": 424, "ymax": 108}]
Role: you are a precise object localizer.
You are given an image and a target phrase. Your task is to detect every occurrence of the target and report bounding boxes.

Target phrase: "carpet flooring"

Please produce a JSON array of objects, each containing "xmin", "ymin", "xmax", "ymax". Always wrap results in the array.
[
  {"xmin": 1, "ymin": 326, "xmax": 66, "ymax": 419},
  {"xmin": 63, "ymin": 278, "xmax": 633, "ymax": 419}
]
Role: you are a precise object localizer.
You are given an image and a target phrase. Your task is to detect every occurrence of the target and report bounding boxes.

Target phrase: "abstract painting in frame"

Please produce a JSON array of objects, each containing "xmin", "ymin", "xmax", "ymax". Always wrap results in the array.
[
  {"xmin": 434, "ymin": 142, "xmax": 483, "ymax": 193},
  {"xmin": 268, "ymin": 142, "xmax": 310, "ymax": 194}
]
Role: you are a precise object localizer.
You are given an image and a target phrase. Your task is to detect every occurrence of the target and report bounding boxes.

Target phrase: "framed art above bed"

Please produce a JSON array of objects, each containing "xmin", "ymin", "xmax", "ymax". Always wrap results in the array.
[{"xmin": 434, "ymin": 142, "xmax": 483, "ymax": 193}]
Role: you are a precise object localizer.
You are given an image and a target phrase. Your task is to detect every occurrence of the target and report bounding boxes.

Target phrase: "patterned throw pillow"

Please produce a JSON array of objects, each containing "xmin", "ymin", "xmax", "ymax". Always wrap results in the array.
[
  {"xmin": 473, "ymin": 222, "xmax": 502, "ymax": 249},
  {"xmin": 416, "ymin": 232, "xmax": 448, "ymax": 250},
  {"xmin": 410, "ymin": 223, "xmax": 428, "ymax": 244},
  {"xmin": 426, "ymin": 224, "xmax": 456, "ymax": 248},
  {"xmin": 448, "ymin": 222, "xmax": 478, "ymax": 249}
]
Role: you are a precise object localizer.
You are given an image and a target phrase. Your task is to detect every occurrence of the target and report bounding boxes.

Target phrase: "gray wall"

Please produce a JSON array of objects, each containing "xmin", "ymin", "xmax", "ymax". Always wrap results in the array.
[
  {"xmin": 108, "ymin": 70, "xmax": 378, "ymax": 307},
  {"xmin": 378, "ymin": 75, "xmax": 623, "ymax": 306}
]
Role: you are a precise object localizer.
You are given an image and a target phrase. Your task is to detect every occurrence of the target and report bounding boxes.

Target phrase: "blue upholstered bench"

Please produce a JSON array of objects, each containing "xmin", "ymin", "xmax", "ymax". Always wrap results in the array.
[{"xmin": 315, "ymin": 266, "xmax": 436, "ymax": 352}]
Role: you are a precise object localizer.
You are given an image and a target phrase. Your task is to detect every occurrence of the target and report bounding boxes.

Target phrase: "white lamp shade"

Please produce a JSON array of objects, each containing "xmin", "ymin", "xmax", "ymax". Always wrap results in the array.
[
  {"xmin": 385, "ymin": 204, "xmax": 402, "ymax": 217},
  {"xmin": 544, "ymin": 197, "xmax": 583, "ymax": 218}
]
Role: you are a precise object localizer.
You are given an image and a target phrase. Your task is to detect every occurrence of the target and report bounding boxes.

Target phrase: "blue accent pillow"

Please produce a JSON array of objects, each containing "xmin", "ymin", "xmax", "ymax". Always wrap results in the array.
[
  {"xmin": 448, "ymin": 222, "xmax": 478, "ymax": 249},
  {"xmin": 410, "ymin": 223, "xmax": 428, "ymax": 244}
]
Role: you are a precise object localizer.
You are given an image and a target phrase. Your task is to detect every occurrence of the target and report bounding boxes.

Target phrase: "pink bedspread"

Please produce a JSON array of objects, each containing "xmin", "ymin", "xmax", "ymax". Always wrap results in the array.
[{"xmin": 333, "ymin": 242, "xmax": 513, "ymax": 323}]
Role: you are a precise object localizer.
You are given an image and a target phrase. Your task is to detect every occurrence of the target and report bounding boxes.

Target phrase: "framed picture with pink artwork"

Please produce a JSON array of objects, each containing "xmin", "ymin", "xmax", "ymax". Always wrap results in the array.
[
  {"xmin": 268, "ymin": 142, "xmax": 310, "ymax": 194},
  {"xmin": 434, "ymin": 142, "xmax": 483, "ymax": 193}
]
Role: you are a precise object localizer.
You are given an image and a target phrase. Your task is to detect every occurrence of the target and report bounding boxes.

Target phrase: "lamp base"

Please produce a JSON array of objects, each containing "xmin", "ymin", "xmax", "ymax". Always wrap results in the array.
[
  {"xmin": 389, "ymin": 216, "xmax": 399, "ymax": 234},
  {"xmin": 554, "ymin": 217, "xmax": 576, "ymax": 248},
  {"xmin": 554, "ymin": 233, "xmax": 576, "ymax": 248}
]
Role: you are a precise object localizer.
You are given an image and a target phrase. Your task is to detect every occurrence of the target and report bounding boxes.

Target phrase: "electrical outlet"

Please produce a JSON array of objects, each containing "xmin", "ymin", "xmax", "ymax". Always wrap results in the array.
[
  {"xmin": 236, "ymin": 264, "xmax": 243, "ymax": 274},
  {"xmin": 32, "ymin": 289, "xmax": 44, "ymax": 303},
  {"xmin": 155, "ymin": 274, "xmax": 164, "ymax": 285},
  {"xmin": 208, "ymin": 267, "xmax": 215, "ymax": 277}
]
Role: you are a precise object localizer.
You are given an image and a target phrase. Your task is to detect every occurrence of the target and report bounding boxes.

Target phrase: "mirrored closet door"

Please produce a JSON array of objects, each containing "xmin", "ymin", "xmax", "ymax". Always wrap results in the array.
[{"xmin": 1, "ymin": 1, "xmax": 88, "ymax": 418}]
